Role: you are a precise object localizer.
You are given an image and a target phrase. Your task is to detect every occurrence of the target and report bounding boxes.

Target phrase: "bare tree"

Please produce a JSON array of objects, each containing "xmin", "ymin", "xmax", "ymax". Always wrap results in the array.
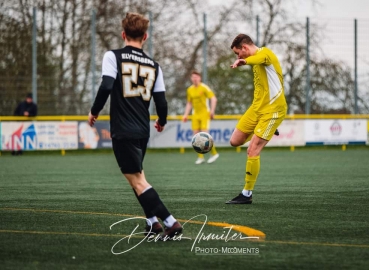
[{"xmin": 1, "ymin": 0, "xmax": 365, "ymax": 116}]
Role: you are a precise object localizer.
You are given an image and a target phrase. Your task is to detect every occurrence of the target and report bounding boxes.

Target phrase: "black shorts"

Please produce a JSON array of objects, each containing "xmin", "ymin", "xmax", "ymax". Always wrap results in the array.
[{"xmin": 112, "ymin": 138, "xmax": 149, "ymax": 174}]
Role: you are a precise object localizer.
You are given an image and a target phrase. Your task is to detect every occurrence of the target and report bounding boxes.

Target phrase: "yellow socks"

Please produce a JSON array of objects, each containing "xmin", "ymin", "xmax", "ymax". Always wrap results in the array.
[
  {"xmin": 198, "ymin": 153, "xmax": 204, "ymax": 159},
  {"xmin": 244, "ymin": 156, "xmax": 260, "ymax": 190}
]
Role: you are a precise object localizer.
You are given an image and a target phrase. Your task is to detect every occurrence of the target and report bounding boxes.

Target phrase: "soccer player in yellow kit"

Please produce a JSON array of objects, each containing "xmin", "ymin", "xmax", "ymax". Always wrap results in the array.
[
  {"xmin": 183, "ymin": 71, "xmax": 219, "ymax": 165},
  {"xmin": 226, "ymin": 34, "xmax": 287, "ymax": 204}
]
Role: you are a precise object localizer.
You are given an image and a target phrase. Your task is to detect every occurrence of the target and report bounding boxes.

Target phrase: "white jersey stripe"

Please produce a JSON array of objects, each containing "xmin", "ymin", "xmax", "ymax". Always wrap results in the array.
[
  {"xmin": 269, "ymin": 88, "xmax": 283, "ymax": 104},
  {"xmin": 265, "ymin": 64, "xmax": 282, "ymax": 104}
]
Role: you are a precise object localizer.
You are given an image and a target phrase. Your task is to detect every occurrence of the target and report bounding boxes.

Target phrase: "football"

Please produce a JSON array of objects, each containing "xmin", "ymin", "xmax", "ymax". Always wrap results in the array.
[{"xmin": 191, "ymin": 132, "xmax": 214, "ymax": 154}]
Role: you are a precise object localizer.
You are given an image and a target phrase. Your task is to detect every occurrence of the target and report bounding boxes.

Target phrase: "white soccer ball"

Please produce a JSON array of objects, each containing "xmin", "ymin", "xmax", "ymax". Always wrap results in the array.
[{"xmin": 191, "ymin": 132, "xmax": 214, "ymax": 154}]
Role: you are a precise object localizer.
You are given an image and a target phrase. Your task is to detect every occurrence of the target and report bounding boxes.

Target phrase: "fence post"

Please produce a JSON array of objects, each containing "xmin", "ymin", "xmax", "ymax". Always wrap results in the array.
[
  {"xmin": 91, "ymin": 9, "xmax": 97, "ymax": 103},
  {"xmin": 148, "ymin": 11, "xmax": 153, "ymax": 58},
  {"xmin": 354, "ymin": 19, "xmax": 358, "ymax": 114},
  {"xmin": 202, "ymin": 13, "xmax": 208, "ymax": 84},
  {"xmin": 305, "ymin": 17, "xmax": 310, "ymax": 114},
  {"xmin": 32, "ymin": 7, "xmax": 37, "ymax": 104},
  {"xmin": 148, "ymin": 11, "xmax": 154, "ymax": 115},
  {"xmin": 256, "ymin": 15, "xmax": 260, "ymax": 46}
]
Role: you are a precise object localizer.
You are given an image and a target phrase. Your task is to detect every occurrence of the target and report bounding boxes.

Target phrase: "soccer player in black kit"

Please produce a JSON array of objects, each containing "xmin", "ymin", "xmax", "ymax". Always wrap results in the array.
[{"xmin": 88, "ymin": 13, "xmax": 182, "ymax": 239}]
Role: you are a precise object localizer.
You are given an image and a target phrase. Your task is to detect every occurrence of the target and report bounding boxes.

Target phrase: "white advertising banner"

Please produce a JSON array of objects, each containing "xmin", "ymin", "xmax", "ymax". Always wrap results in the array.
[
  {"xmin": 149, "ymin": 120, "xmax": 235, "ymax": 148},
  {"xmin": 149, "ymin": 120, "xmax": 305, "ymax": 148},
  {"xmin": 304, "ymin": 119, "xmax": 367, "ymax": 145},
  {"xmin": 1, "ymin": 122, "xmax": 78, "ymax": 150},
  {"xmin": 1, "ymin": 119, "xmax": 365, "ymax": 150}
]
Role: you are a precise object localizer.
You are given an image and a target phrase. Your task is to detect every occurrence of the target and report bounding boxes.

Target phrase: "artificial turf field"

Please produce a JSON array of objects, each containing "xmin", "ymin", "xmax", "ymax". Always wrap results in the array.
[{"xmin": 0, "ymin": 148, "xmax": 368, "ymax": 269}]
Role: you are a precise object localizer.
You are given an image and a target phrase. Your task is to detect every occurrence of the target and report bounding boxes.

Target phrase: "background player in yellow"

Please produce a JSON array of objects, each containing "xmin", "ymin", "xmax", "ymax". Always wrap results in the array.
[
  {"xmin": 226, "ymin": 34, "xmax": 287, "ymax": 204},
  {"xmin": 183, "ymin": 70, "xmax": 219, "ymax": 165}
]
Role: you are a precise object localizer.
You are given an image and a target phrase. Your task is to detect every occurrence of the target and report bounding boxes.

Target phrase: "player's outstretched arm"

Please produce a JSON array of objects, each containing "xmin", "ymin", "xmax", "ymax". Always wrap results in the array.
[
  {"xmin": 88, "ymin": 76, "xmax": 114, "ymax": 127},
  {"xmin": 244, "ymin": 52, "xmax": 270, "ymax": 65},
  {"xmin": 230, "ymin": 59, "xmax": 246, "ymax": 68},
  {"xmin": 182, "ymin": 102, "xmax": 192, "ymax": 122}
]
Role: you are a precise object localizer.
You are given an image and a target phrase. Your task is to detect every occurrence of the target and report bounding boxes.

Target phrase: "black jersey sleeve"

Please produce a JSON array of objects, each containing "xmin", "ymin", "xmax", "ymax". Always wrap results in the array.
[
  {"xmin": 90, "ymin": 76, "xmax": 115, "ymax": 115},
  {"xmin": 153, "ymin": 91, "xmax": 168, "ymax": 126}
]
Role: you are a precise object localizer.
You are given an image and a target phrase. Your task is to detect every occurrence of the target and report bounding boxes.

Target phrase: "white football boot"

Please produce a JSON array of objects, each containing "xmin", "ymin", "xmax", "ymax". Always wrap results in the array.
[
  {"xmin": 195, "ymin": 158, "xmax": 205, "ymax": 165},
  {"xmin": 207, "ymin": 153, "xmax": 219, "ymax": 164}
]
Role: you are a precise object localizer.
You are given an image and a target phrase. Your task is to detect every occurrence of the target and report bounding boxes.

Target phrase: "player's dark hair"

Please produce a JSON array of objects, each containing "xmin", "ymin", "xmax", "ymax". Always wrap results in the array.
[
  {"xmin": 191, "ymin": 70, "xmax": 202, "ymax": 77},
  {"xmin": 122, "ymin": 13, "xmax": 149, "ymax": 41},
  {"xmin": 230, "ymin": 34, "xmax": 254, "ymax": 49}
]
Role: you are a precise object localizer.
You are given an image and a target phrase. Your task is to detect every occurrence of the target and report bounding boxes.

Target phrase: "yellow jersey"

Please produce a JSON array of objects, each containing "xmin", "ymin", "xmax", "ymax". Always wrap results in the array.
[
  {"xmin": 245, "ymin": 47, "xmax": 287, "ymax": 114},
  {"xmin": 186, "ymin": 83, "xmax": 215, "ymax": 115}
]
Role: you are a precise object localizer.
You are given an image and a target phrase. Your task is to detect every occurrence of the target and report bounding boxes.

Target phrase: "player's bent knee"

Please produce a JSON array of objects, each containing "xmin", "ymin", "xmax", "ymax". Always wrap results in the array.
[
  {"xmin": 230, "ymin": 138, "xmax": 242, "ymax": 147},
  {"xmin": 124, "ymin": 172, "xmax": 146, "ymax": 184}
]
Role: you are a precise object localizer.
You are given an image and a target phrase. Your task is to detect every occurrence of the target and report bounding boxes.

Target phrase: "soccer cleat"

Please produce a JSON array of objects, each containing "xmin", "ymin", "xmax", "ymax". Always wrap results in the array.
[
  {"xmin": 145, "ymin": 222, "xmax": 164, "ymax": 236},
  {"xmin": 160, "ymin": 221, "xmax": 183, "ymax": 240},
  {"xmin": 274, "ymin": 129, "xmax": 280, "ymax": 136},
  {"xmin": 225, "ymin": 193, "xmax": 253, "ymax": 204},
  {"xmin": 207, "ymin": 153, "xmax": 219, "ymax": 164},
  {"xmin": 195, "ymin": 158, "xmax": 205, "ymax": 165}
]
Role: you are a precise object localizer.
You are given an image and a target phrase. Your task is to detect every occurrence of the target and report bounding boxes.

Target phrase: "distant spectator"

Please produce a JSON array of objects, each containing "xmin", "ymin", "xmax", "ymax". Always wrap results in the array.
[
  {"xmin": 14, "ymin": 93, "xmax": 38, "ymax": 117},
  {"xmin": 12, "ymin": 93, "xmax": 37, "ymax": 155}
]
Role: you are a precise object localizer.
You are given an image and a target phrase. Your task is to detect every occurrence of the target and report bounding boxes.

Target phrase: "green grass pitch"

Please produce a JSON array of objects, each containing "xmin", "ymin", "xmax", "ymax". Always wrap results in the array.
[{"xmin": 1, "ymin": 148, "xmax": 369, "ymax": 269}]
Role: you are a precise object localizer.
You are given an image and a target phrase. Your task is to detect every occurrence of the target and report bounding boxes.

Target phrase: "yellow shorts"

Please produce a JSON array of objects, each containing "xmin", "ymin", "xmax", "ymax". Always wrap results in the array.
[
  {"xmin": 192, "ymin": 113, "xmax": 210, "ymax": 131},
  {"xmin": 236, "ymin": 108, "xmax": 286, "ymax": 141}
]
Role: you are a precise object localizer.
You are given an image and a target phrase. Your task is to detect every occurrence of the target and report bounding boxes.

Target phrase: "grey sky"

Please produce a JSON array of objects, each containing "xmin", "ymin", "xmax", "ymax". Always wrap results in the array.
[
  {"xmin": 294, "ymin": 0, "xmax": 369, "ymax": 19},
  {"xmin": 209, "ymin": 0, "xmax": 369, "ymax": 19},
  {"xmin": 209, "ymin": 0, "xmax": 368, "ymax": 77}
]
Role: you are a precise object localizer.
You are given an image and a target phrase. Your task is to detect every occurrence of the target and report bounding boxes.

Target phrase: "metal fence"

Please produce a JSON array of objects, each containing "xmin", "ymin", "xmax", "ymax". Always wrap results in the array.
[
  {"xmin": 306, "ymin": 17, "xmax": 369, "ymax": 114},
  {"xmin": 0, "ymin": 6, "xmax": 368, "ymax": 116}
]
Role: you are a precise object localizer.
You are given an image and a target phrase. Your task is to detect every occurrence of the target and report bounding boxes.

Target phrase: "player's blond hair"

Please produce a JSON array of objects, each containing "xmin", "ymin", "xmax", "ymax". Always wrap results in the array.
[{"xmin": 122, "ymin": 13, "xmax": 149, "ymax": 41}]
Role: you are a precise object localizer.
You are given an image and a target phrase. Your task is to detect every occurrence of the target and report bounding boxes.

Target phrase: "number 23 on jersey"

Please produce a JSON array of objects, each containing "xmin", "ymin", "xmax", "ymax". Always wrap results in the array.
[{"xmin": 122, "ymin": 63, "xmax": 155, "ymax": 101}]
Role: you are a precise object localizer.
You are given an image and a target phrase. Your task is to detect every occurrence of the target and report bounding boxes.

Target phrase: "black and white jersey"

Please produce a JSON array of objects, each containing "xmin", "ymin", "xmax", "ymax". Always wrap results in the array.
[{"xmin": 102, "ymin": 46, "xmax": 166, "ymax": 139}]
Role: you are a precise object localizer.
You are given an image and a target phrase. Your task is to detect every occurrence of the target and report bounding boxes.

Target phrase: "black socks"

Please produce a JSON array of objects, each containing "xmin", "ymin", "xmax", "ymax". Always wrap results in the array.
[
  {"xmin": 136, "ymin": 188, "xmax": 171, "ymax": 221},
  {"xmin": 132, "ymin": 188, "xmax": 153, "ymax": 218}
]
